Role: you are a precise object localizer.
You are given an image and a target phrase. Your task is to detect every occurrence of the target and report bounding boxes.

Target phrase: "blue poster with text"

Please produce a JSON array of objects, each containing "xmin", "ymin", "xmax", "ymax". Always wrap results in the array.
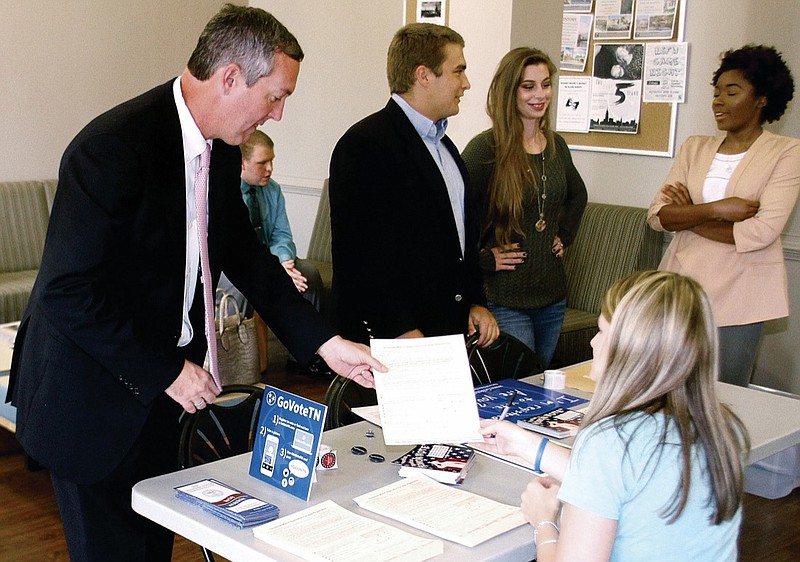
[{"xmin": 248, "ymin": 386, "xmax": 328, "ymax": 501}]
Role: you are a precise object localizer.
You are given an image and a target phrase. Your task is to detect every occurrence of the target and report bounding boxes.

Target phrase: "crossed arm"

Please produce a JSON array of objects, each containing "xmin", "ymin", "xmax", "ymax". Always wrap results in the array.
[{"xmin": 655, "ymin": 181, "xmax": 759, "ymax": 244}]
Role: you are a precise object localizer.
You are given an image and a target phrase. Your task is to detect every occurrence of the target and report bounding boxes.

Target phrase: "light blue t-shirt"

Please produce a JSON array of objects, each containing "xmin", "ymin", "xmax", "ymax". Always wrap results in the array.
[{"xmin": 558, "ymin": 413, "xmax": 740, "ymax": 562}]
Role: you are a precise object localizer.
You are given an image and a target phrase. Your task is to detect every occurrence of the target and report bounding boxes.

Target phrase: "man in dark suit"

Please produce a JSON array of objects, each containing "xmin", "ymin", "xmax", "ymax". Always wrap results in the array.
[
  {"xmin": 329, "ymin": 23, "xmax": 498, "ymax": 347},
  {"xmin": 7, "ymin": 5, "xmax": 382, "ymax": 561}
]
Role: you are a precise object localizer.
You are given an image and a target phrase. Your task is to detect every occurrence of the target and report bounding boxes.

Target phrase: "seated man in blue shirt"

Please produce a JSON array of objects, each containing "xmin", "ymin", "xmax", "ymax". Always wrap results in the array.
[
  {"xmin": 240, "ymin": 130, "xmax": 322, "ymax": 310},
  {"xmin": 220, "ymin": 130, "xmax": 325, "ymax": 374}
]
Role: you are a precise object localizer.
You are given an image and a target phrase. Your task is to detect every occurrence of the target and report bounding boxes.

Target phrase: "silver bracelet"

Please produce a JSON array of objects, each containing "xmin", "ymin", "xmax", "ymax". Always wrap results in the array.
[
  {"xmin": 533, "ymin": 519, "xmax": 559, "ymax": 543},
  {"xmin": 536, "ymin": 520, "xmax": 560, "ymax": 532}
]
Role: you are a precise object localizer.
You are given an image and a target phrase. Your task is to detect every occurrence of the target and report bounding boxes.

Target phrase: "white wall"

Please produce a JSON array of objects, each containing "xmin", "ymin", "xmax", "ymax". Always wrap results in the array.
[
  {"xmin": 445, "ymin": 1, "xmax": 513, "ymax": 149},
  {"xmin": 247, "ymin": 1, "xmax": 403, "ymax": 253},
  {"xmin": 0, "ymin": 0, "xmax": 234, "ymax": 182}
]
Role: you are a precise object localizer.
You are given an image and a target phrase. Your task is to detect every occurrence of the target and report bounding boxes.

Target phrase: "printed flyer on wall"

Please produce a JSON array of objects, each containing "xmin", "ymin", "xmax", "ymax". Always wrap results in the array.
[{"xmin": 248, "ymin": 386, "xmax": 328, "ymax": 501}]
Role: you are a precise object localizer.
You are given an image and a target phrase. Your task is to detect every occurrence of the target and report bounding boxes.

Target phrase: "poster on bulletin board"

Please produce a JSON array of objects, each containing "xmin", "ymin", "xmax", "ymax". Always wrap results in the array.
[
  {"xmin": 557, "ymin": 0, "xmax": 687, "ymax": 157},
  {"xmin": 248, "ymin": 386, "xmax": 328, "ymax": 501}
]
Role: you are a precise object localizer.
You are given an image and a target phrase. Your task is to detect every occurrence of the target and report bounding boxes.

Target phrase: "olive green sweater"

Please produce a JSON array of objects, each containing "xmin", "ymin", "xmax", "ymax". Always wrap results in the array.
[{"xmin": 462, "ymin": 130, "xmax": 587, "ymax": 309}]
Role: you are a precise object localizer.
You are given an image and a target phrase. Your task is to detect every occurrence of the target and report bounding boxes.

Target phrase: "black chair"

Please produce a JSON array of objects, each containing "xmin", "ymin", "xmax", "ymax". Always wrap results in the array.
[
  {"xmin": 467, "ymin": 331, "xmax": 546, "ymax": 386},
  {"xmin": 177, "ymin": 384, "xmax": 265, "ymax": 562},
  {"xmin": 322, "ymin": 375, "xmax": 378, "ymax": 430}
]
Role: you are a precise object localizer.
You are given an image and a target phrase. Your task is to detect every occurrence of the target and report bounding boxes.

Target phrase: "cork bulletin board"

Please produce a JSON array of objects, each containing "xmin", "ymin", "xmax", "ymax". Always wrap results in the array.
[{"xmin": 559, "ymin": 0, "xmax": 687, "ymax": 157}]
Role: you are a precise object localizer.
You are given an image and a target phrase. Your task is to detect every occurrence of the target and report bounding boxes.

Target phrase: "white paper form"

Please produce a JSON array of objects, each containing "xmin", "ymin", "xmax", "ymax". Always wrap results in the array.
[
  {"xmin": 370, "ymin": 335, "xmax": 483, "ymax": 445},
  {"xmin": 253, "ymin": 500, "xmax": 443, "ymax": 562},
  {"xmin": 354, "ymin": 476, "xmax": 527, "ymax": 547}
]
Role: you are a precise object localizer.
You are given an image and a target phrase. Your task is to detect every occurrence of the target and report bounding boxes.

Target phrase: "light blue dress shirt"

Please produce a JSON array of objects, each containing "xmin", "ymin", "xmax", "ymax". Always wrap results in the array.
[
  {"xmin": 240, "ymin": 177, "xmax": 297, "ymax": 263},
  {"xmin": 391, "ymin": 93, "xmax": 466, "ymax": 255}
]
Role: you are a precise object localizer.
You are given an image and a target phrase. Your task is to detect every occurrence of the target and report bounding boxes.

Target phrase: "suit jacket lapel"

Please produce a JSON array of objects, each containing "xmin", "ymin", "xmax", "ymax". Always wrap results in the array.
[
  {"xmin": 152, "ymin": 81, "xmax": 189, "ymax": 264},
  {"xmin": 207, "ymin": 139, "xmax": 243, "ymax": 278},
  {"xmin": 385, "ymin": 100, "xmax": 464, "ymax": 254}
]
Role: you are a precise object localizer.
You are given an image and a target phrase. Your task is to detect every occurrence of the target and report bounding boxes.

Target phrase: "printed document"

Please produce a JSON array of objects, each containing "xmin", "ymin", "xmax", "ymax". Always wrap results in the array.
[
  {"xmin": 253, "ymin": 500, "xmax": 442, "ymax": 562},
  {"xmin": 354, "ymin": 476, "xmax": 527, "ymax": 547},
  {"xmin": 370, "ymin": 335, "xmax": 483, "ymax": 445}
]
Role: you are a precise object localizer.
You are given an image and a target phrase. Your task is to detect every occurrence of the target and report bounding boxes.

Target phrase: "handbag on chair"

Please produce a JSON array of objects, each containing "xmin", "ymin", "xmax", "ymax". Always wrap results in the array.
[{"xmin": 204, "ymin": 289, "xmax": 262, "ymax": 386}]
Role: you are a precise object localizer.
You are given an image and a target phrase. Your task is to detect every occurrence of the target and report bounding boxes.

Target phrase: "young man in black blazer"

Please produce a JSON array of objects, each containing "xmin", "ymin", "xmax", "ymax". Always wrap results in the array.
[
  {"xmin": 329, "ymin": 23, "xmax": 498, "ymax": 348},
  {"xmin": 8, "ymin": 5, "xmax": 382, "ymax": 560}
]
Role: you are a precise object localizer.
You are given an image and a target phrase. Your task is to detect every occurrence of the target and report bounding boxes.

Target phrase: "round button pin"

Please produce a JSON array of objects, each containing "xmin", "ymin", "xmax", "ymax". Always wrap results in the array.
[
  {"xmin": 368, "ymin": 453, "xmax": 385, "ymax": 463},
  {"xmin": 350, "ymin": 445, "xmax": 367, "ymax": 455}
]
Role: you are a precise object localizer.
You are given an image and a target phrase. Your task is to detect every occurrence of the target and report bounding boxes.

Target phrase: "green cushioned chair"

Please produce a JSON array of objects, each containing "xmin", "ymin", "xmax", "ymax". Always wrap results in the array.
[
  {"xmin": 552, "ymin": 202, "xmax": 663, "ymax": 367},
  {"xmin": 305, "ymin": 179, "xmax": 333, "ymax": 321},
  {"xmin": 0, "ymin": 180, "xmax": 54, "ymax": 323}
]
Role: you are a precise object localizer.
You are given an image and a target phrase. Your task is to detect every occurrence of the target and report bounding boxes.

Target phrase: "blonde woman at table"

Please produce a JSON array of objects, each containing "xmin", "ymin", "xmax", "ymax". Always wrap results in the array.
[
  {"xmin": 648, "ymin": 45, "xmax": 799, "ymax": 387},
  {"xmin": 481, "ymin": 271, "xmax": 749, "ymax": 562}
]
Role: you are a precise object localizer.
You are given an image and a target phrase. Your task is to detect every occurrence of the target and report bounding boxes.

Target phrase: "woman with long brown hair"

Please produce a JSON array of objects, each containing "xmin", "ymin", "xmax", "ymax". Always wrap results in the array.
[{"xmin": 462, "ymin": 47, "xmax": 587, "ymax": 366}]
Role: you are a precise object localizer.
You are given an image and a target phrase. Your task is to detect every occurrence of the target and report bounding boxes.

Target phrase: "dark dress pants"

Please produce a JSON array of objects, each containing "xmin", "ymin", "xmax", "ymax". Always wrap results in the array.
[{"xmin": 50, "ymin": 394, "xmax": 183, "ymax": 562}]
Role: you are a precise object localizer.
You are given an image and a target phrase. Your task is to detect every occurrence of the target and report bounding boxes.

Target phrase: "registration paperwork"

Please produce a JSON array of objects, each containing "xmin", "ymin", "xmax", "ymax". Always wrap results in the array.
[
  {"xmin": 353, "ymin": 475, "xmax": 526, "ymax": 547},
  {"xmin": 370, "ymin": 335, "xmax": 483, "ymax": 445},
  {"xmin": 253, "ymin": 500, "xmax": 443, "ymax": 562}
]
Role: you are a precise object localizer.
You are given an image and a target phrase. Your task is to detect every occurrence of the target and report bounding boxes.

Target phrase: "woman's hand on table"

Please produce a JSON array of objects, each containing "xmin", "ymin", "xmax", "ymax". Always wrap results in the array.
[{"xmin": 480, "ymin": 419, "xmax": 538, "ymax": 462}]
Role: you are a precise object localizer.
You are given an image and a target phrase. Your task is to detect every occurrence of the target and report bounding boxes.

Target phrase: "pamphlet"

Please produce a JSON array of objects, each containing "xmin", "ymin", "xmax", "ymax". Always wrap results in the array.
[
  {"xmin": 175, "ymin": 478, "xmax": 278, "ymax": 528},
  {"xmin": 353, "ymin": 475, "xmax": 526, "ymax": 548},
  {"xmin": 517, "ymin": 407, "xmax": 584, "ymax": 438},
  {"xmin": 392, "ymin": 444, "xmax": 476, "ymax": 485}
]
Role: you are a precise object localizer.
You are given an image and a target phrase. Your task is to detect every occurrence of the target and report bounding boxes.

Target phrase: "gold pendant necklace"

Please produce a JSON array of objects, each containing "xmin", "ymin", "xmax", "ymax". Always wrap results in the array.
[{"xmin": 533, "ymin": 153, "xmax": 547, "ymax": 232}]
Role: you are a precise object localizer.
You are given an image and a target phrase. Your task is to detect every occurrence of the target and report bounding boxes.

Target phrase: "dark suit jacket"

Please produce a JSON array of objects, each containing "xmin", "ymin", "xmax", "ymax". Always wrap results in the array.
[
  {"xmin": 329, "ymin": 99, "xmax": 486, "ymax": 344},
  {"xmin": 8, "ymin": 80, "xmax": 334, "ymax": 483}
]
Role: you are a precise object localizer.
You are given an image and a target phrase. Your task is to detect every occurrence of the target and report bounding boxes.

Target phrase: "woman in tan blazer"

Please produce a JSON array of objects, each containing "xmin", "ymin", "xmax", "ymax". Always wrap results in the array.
[{"xmin": 648, "ymin": 45, "xmax": 800, "ymax": 386}]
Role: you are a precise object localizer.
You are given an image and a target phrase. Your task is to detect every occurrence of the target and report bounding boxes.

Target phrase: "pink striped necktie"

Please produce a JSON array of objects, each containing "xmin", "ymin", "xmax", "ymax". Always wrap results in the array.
[{"xmin": 194, "ymin": 144, "xmax": 222, "ymax": 389}]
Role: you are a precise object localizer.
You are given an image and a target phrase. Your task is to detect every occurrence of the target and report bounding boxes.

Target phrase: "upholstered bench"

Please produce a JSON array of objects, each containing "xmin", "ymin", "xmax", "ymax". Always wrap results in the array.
[
  {"xmin": 304, "ymin": 179, "xmax": 333, "ymax": 322},
  {"xmin": 0, "ymin": 180, "xmax": 58, "ymax": 324},
  {"xmin": 552, "ymin": 202, "xmax": 664, "ymax": 366}
]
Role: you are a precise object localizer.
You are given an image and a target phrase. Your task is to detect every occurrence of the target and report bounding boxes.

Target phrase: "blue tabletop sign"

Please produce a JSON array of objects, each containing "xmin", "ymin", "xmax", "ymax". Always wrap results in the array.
[{"xmin": 248, "ymin": 385, "xmax": 328, "ymax": 501}]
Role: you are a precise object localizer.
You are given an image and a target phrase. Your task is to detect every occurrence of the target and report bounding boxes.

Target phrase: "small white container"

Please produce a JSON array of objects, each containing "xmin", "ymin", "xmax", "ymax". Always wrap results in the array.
[{"xmin": 543, "ymin": 369, "xmax": 566, "ymax": 390}]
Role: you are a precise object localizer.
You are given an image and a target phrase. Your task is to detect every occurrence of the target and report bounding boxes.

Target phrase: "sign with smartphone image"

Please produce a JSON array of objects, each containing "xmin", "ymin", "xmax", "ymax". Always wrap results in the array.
[{"xmin": 248, "ymin": 385, "xmax": 328, "ymax": 501}]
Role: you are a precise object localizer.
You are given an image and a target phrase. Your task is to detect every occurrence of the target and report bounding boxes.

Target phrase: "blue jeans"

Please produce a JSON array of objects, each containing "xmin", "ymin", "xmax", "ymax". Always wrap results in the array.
[{"xmin": 488, "ymin": 299, "xmax": 566, "ymax": 368}]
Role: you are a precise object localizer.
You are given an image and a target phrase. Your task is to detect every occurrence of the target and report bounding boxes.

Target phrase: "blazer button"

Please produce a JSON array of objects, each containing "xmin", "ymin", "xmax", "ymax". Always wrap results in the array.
[{"xmin": 454, "ymin": 294, "xmax": 463, "ymax": 302}]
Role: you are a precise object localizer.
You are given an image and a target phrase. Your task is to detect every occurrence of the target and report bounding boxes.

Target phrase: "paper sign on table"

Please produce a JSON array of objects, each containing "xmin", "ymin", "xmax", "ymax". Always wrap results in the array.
[{"xmin": 248, "ymin": 386, "xmax": 327, "ymax": 501}]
